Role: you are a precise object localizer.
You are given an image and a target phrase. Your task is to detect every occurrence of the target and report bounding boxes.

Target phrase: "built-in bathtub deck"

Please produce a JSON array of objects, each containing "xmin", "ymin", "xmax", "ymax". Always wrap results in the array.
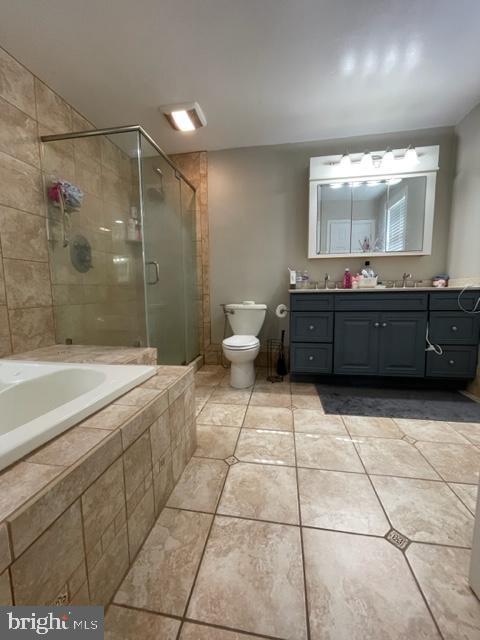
[{"xmin": 0, "ymin": 346, "xmax": 196, "ymax": 607}]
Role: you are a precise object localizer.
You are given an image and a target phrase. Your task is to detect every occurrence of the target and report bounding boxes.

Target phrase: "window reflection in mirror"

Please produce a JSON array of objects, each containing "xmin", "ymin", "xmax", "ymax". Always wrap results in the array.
[{"xmin": 316, "ymin": 176, "xmax": 427, "ymax": 255}]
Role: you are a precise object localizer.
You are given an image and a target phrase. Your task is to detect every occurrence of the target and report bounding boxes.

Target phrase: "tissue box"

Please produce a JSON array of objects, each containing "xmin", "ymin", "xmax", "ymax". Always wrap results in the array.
[{"xmin": 358, "ymin": 276, "xmax": 378, "ymax": 288}]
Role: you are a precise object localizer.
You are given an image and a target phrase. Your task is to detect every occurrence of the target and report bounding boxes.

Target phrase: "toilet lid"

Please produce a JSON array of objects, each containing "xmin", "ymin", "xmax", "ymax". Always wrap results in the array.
[{"xmin": 223, "ymin": 335, "xmax": 260, "ymax": 350}]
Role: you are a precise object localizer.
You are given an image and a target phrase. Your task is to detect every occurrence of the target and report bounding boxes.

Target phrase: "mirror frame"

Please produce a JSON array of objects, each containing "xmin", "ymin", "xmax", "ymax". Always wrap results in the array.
[
  {"xmin": 308, "ymin": 171, "xmax": 437, "ymax": 258},
  {"xmin": 308, "ymin": 145, "xmax": 440, "ymax": 259}
]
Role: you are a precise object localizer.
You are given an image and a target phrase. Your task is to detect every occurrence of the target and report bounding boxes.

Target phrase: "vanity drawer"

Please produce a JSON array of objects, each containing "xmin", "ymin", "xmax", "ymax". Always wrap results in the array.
[
  {"xmin": 334, "ymin": 292, "xmax": 428, "ymax": 311},
  {"xmin": 290, "ymin": 293, "xmax": 334, "ymax": 311},
  {"xmin": 291, "ymin": 312, "xmax": 333, "ymax": 342},
  {"xmin": 426, "ymin": 346, "xmax": 478, "ymax": 378},
  {"xmin": 290, "ymin": 343, "xmax": 332, "ymax": 373},
  {"xmin": 429, "ymin": 312, "xmax": 480, "ymax": 345},
  {"xmin": 429, "ymin": 290, "xmax": 480, "ymax": 311}
]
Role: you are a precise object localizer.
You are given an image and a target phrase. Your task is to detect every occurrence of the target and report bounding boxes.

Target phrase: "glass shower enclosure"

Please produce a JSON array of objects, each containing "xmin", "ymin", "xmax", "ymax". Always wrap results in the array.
[{"xmin": 41, "ymin": 125, "xmax": 200, "ymax": 365}]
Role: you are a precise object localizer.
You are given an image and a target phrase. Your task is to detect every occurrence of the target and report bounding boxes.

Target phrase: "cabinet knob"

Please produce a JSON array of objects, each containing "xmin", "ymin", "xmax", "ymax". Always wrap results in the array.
[
  {"xmin": 373, "ymin": 322, "xmax": 380, "ymax": 328},
  {"xmin": 309, "ymin": 325, "xmax": 315, "ymax": 331},
  {"xmin": 451, "ymin": 325, "xmax": 458, "ymax": 332},
  {"xmin": 448, "ymin": 359, "xmax": 455, "ymax": 366},
  {"xmin": 381, "ymin": 322, "xmax": 388, "ymax": 328},
  {"xmin": 308, "ymin": 355, "xmax": 314, "ymax": 361}
]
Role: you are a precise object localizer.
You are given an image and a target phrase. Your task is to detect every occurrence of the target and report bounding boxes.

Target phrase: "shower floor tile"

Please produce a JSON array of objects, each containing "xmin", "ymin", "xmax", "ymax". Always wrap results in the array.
[{"xmin": 108, "ymin": 369, "xmax": 480, "ymax": 640}]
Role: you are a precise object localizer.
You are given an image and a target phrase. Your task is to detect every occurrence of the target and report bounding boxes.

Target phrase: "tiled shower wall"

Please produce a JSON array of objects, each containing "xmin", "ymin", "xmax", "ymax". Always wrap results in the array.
[
  {"xmin": 0, "ymin": 46, "xmax": 58, "ymax": 355},
  {"xmin": 170, "ymin": 152, "xmax": 211, "ymax": 355},
  {"xmin": 0, "ymin": 45, "xmax": 146, "ymax": 355}
]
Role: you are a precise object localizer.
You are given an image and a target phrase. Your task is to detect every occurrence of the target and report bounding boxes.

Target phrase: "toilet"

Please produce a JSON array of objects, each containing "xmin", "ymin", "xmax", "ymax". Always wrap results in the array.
[{"xmin": 222, "ymin": 301, "xmax": 267, "ymax": 388}]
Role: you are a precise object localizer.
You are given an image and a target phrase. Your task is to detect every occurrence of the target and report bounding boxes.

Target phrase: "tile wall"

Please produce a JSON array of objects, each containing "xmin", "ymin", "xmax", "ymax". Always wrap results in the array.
[
  {"xmin": 170, "ymin": 152, "xmax": 210, "ymax": 355},
  {"xmin": 0, "ymin": 45, "xmax": 146, "ymax": 355}
]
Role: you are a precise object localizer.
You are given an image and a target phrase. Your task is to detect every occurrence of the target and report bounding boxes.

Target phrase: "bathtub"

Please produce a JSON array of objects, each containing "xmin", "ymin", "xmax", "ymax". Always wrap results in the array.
[{"xmin": 0, "ymin": 360, "xmax": 156, "ymax": 471}]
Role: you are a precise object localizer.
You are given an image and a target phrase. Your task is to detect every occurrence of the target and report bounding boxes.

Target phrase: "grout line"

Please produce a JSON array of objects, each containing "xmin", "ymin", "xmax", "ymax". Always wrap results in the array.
[
  {"xmin": 292, "ymin": 424, "xmax": 312, "ymax": 640},
  {"xmin": 342, "ymin": 417, "xmax": 447, "ymax": 639}
]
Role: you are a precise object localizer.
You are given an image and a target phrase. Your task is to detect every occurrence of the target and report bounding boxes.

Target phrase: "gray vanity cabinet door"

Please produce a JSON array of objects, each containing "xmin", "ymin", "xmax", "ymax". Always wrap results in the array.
[
  {"xmin": 378, "ymin": 313, "xmax": 427, "ymax": 377},
  {"xmin": 334, "ymin": 312, "xmax": 380, "ymax": 375}
]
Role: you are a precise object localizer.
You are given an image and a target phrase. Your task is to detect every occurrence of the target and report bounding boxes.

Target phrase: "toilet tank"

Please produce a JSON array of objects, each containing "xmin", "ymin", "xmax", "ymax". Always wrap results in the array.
[{"xmin": 225, "ymin": 301, "xmax": 267, "ymax": 336}]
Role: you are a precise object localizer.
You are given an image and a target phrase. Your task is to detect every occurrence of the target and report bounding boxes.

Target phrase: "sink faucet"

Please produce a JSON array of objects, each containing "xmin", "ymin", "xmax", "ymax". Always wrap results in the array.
[
  {"xmin": 402, "ymin": 272, "xmax": 412, "ymax": 288},
  {"xmin": 324, "ymin": 273, "xmax": 329, "ymax": 288}
]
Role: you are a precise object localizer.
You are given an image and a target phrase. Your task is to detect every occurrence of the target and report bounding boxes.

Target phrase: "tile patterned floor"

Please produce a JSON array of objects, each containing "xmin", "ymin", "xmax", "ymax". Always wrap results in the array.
[{"xmin": 108, "ymin": 366, "xmax": 480, "ymax": 640}]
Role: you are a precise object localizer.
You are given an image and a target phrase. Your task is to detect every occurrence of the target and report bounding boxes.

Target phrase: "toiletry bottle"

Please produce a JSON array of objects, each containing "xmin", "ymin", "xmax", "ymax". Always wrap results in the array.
[
  {"xmin": 362, "ymin": 260, "xmax": 375, "ymax": 278},
  {"xmin": 302, "ymin": 270, "xmax": 310, "ymax": 286},
  {"xmin": 289, "ymin": 268, "xmax": 296, "ymax": 289},
  {"xmin": 343, "ymin": 268, "xmax": 352, "ymax": 289}
]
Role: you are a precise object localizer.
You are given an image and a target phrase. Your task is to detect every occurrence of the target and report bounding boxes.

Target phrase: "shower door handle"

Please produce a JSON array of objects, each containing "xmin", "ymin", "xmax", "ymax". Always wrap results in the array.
[{"xmin": 146, "ymin": 261, "xmax": 160, "ymax": 285}]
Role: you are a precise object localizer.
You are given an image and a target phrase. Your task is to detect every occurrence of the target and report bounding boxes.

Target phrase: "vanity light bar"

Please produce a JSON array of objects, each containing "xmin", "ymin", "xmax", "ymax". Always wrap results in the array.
[{"xmin": 334, "ymin": 147, "xmax": 419, "ymax": 169}]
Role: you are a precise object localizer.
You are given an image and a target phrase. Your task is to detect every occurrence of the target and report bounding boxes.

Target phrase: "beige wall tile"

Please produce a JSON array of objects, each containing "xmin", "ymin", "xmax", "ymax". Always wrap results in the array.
[
  {"xmin": 123, "ymin": 431, "xmax": 153, "ymax": 514},
  {"xmin": 29, "ymin": 427, "xmax": 111, "ymax": 467},
  {"xmin": 0, "ymin": 305, "xmax": 11, "ymax": 356},
  {"xmin": 81, "ymin": 458, "xmax": 126, "ymax": 553},
  {"xmin": 0, "ymin": 523, "xmax": 11, "ymax": 573},
  {"xmin": 88, "ymin": 523, "xmax": 129, "ymax": 606},
  {"xmin": 0, "ymin": 461, "xmax": 62, "ymax": 523},
  {"xmin": 128, "ymin": 484, "xmax": 155, "ymax": 559},
  {"xmin": 153, "ymin": 451, "xmax": 174, "ymax": 516},
  {"xmin": 150, "ymin": 409, "xmax": 171, "ymax": 461},
  {"xmin": 0, "ymin": 206, "xmax": 48, "ymax": 261},
  {"xmin": 0, "ymin": 47, "xmax": 36, "ymax": 118},
  {"xmin": 0, "ymin": 569, "xmax": 12, "ymax": 605},
  {"xmin": 0, "ymin": 96, "xmax": 39, "ymax": 166},
  {"xmin": 8, "ymin": 432, "xmax": 122, "ymax": 557},
  {"xmin": 11, "ymin": 501, "xmax": 86, "ymax": 605},
  {"xmin": 34, "ymin": 79, "xmax": 72, "ymax": 133},
  {"xmin": 40, "ymin": 133, "xmax": 75, "ymax": 182},
  {"xmin": 0, "ymin": 150, "xmax": 44, "ymax": 215},
  {"xmin": 9, "ymin": 306, "xmax": 55, "ymax": 352},
  {"xmin": 3, "ymin": 259, "xmax": 52, "ymax": 308}
]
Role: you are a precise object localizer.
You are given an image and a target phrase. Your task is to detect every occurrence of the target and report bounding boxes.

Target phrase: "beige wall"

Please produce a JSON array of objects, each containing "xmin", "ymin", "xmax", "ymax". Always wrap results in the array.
[
  {"xmin": 447, "ymin": 102, "xmax": 480, "ymax": 283},
  {"xmin": 208, "ymin": 127, "xmax": 456, "ymax": 344}
]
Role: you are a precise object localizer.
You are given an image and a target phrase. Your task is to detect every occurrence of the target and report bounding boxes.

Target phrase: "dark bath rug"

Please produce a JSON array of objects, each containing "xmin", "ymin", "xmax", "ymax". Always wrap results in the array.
[{"xmin": 315, "ymin": 384, "xmax": 480, "ymax": 422}]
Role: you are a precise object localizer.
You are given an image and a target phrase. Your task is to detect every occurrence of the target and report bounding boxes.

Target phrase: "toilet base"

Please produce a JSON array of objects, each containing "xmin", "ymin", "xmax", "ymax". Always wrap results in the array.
[{"xmin": 230, "ymin": 361, "xmax": 255, "ymax": 389}]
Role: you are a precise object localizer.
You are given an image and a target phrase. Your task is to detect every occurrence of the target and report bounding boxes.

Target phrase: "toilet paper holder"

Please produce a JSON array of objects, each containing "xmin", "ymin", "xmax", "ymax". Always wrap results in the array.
[{"xmin": 275, "ymin": 304, "xmax": 289, "ymax": 319}]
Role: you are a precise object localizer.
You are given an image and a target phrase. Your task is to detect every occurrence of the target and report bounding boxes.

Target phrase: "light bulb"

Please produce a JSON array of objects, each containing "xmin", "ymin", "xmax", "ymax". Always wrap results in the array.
[
  {"xmin": 382, "ymin": 149, "xmax": 395, "ymax": 169},
  {"xmin": 405, "ymin": 146, "xmax": 419, "ymax": 166},
  {"xmin": 339, "ymin": 154, "xmax": 351, "ymax": 169}
]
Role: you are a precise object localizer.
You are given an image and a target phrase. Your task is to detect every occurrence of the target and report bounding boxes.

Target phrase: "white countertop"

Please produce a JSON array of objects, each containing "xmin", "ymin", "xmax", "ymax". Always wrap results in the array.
[{"xmin": 289, "ymin": 286, "xmax": 476, "ymax": 293}]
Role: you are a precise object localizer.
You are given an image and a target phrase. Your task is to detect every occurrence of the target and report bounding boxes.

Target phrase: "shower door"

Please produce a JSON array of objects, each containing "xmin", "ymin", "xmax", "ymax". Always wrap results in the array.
[{"xmin": 139, "ymin": 134, "xmax": 199, "ymax": 364}]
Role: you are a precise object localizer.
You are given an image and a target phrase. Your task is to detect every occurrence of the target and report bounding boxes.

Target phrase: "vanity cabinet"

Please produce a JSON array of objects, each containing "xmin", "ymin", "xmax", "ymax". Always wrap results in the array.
[
  {"xmin": 290, "ymin": 289, "xmax": 480, "ymax": 381},
  {"xmin": 333, "ymin": 312, "xmax": 426, "ymax": 377}
]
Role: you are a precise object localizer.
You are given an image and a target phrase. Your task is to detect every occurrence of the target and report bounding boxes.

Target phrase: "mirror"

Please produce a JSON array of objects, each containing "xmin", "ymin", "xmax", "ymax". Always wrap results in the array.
[{"xmin": 313, "ymin": 176, "xmax": 428, "ymax": 256}]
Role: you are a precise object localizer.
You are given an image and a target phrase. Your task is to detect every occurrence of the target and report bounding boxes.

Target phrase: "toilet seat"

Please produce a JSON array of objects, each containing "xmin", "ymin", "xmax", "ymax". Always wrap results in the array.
[{"xmin": 222, "ymin": 335, "xmax": 259, "ymax": 350}]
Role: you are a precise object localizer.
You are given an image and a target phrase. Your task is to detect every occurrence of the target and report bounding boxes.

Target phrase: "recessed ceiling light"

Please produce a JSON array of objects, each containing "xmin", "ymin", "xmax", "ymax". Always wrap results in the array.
[{"xmin": 161, "ymin": 102, "xmax": 207, "ymax": 132}]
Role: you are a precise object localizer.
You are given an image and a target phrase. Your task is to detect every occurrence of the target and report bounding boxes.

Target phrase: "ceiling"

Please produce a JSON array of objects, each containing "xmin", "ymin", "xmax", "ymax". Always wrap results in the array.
[{"xmin": 1, "ymin": 0, "xmax": 479, "ymax": 154}]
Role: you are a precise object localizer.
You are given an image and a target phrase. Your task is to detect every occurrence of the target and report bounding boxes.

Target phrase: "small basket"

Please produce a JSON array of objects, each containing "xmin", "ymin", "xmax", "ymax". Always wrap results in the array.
[
  {"xmin": 266, "ymin": 338, "xmax": 288, "ymax": 382},
  {"xmin": 358, "ymin": 276, "xmax": 378, "ymax": 288}
]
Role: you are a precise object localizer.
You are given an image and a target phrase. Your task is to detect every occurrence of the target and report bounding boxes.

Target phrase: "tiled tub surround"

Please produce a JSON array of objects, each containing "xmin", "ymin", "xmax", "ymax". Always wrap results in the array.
[
  {"xmin": 0, "ymin": 363, "xmax": 195, "ymax": 607},
  {"xmin": 5, "ymin": 344, "xmax": 158, "ymax": 366},
  {"xmin": 107, "ymin": 364, "xmax": 480, "ymax": 640}
]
